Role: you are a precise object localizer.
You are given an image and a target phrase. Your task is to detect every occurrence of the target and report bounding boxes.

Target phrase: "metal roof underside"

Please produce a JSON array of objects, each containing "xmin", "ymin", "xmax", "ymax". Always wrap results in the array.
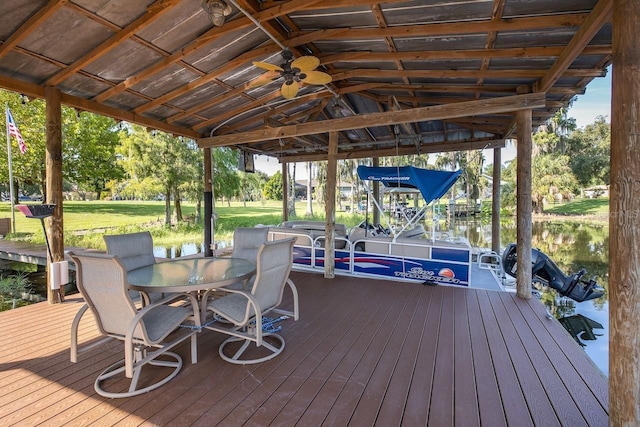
[{"xmin": 0, "ymin": 0, "xmax": 612, "ymax": 163}]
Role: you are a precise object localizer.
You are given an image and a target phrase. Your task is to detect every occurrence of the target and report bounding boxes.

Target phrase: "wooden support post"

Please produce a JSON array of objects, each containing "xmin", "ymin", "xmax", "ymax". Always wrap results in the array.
[
  {"xmin": 324, "ymin": 131, "xmax": 338, "ymax": 279},
  {"xmin": 203, "ymin": 147, "xmax": 213, "ymax": 257},
  {"xmin": 491, "ymin": 147, "xmax": 502, "ymax": 254},
  {"xmin": 372, "ymin": 157, "xmax": 380, "ymax": 225},
  {"xmin": 516, "ymin": 109, "xmax": 532, "ymax": 299},
  {"xmin": 282, "ymin": 162, "xmax": 288, "ymax": 223},
  {"xmin": 610, "ymin": 0, "xmax": 640, "ymax": 422},
  {"xmin": 45, "ymin": 86, "xmax": 63, "ymax": 304}
]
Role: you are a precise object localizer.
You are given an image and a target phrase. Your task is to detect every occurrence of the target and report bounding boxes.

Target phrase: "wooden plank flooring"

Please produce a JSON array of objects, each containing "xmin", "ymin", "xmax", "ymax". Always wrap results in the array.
[{"xmin": 0, "ymin": 272, "xmax": 608, "ymax": 426}]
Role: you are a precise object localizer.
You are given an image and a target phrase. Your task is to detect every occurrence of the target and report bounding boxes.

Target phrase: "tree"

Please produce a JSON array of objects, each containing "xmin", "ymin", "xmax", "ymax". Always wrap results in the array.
[
  {"xmin": 64, "ymin": 111, "xmax": 123, "ymax": 200},
  {"xmin": 305, "ymin": 162, "xmax": 314, "ymax": 217},
  {"xmin": 239, "ymin": 170, "xmax": 268, "ymax": 206},
  {"xmin": 119, "ymin": 126, "xmax": 201, "ymax": 225},
  {"xmin": 263, "ymin": 171, "xmax": 283, "ymax": 200},
  {"xmin": 0, "ymin": 90, "xmax": 124, "ymax": 201},
  {"xmin": 567, "ymin": 116, "xmax": 610, "ymax": 188},
  {"xmin": 211, "ymin": 147, "xmax": 240, "ymax": 206},
  {"xmin": 531, "ymin": 154, "xmax": 578, "ymax": 212},
  {"xmin": 0, "ymin": 91, "xmax": 48, "ymax": 200},
  {"xmin": 535, "ymin": 105, "xmax": 577, "ymax": 155}
]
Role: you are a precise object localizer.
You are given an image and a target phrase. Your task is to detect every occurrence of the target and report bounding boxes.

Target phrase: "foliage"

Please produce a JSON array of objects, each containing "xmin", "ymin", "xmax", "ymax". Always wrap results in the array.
[
  {"xmin": 501, "ymin": 108, "xmax": 608, "ymax": 212},
  {"xmin": 0, "ymin": 90, "xmax": 123, "ymax": 201},
  {"xmin": 263, "ymin": 171, "xmax": 283, "ymax": 200},
  {"xmin": 0, "ymin": 91, "xmax": 47, "ymax": 198},
  {"xmin": 64, "ymin": 111, "xmax": 124, "ymax": 199},
  {"xmin": 0, "ymin": 273, "xmax": 31, "ymax": 309},
  {"xmin": 238, "ymin": 170, "xmax": 268, "ymax": 205},
  {"xmin": 118, "ymin": 125, "xmax": 203, "ymax": 224},
  {"xmin": 212, "ymin": 147, "xmax": 241, "ymax": 205},
  {"xmin": 531, "ymin": 154, "xmax": 579, "ymax": 213},
  {"xmin": 566, "ymin": 116, "xmax": 610, "ymax": 187}
]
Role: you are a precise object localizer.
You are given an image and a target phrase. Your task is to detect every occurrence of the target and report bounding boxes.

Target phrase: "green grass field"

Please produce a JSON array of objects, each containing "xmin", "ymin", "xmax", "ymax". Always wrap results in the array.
[
  {"xmin": 543, "ymin": 197, "xmax": 609, "ymax": 216},
  {"xmin": 0, "ymin": 197, "xmax": 610, "ymax": 250},
  {"xmin": 0, "ymin": 200, "xmax": 364, "ymax": 250}
]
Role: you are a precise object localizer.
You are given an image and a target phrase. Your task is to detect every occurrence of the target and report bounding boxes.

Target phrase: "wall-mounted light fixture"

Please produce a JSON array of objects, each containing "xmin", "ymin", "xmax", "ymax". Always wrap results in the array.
[{"xmin": 202, "ymin": 0, "xmax": 232, "ymax": 27}]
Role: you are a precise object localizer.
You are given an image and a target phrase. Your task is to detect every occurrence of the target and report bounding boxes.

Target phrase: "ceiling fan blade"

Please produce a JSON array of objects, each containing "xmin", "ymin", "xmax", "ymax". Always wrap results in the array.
[
  {"xmin": 248, "ymin": 71, "xmax": 280, "ymax": 88},
  {"xmin": 301, "ymin": 70, "xmax": 332, "ymax": 85},
  {"xmin": 291, "ymin": 56, "xmax": 320, "ymax": 72},
  {"xmin": 281, "ymin": 81, "xmax": 300, "ymax": 99},
  {"xmin": 252, "ymin": 61, "xmax": 283, "ymax": 72}
]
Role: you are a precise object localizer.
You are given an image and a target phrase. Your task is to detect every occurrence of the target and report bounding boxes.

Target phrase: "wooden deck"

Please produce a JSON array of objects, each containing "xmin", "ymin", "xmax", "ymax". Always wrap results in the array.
[{"xmin": 0, "ymin": 272, "xmax": 608, "ymax": 426}]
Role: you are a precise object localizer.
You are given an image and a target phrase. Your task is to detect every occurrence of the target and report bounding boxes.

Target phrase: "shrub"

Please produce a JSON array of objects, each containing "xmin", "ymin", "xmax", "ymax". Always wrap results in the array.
[{"xmin": 0, "ymin": 273, "xmax": 32, "ymax": 310}]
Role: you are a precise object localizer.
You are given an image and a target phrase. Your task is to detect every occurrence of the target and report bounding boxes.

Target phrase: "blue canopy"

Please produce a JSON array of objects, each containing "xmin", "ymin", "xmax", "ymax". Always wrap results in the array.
[{"xmin": 357, "ymin": 165, "xmax": 462, "ymax": 205}]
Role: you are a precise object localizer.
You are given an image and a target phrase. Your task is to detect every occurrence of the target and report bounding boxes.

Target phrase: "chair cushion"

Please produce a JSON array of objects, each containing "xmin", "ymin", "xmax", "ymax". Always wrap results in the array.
[
  {"xmin": 207, "ymin": 293, "xmax": 253, "ymax": 324},
  {"xmin": 141, "ymin": 304, "xmax": 193, "ymax": 343}
]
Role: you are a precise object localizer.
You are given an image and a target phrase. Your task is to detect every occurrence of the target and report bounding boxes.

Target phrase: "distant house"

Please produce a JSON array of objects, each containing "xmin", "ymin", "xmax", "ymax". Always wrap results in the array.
[
  {"xmin": 581, "ymin": 185, "xmax": 609, "ymax": 199},
  {"xmin": 295, "ymin": 180, "xmax": 356, "ymax": 200}
]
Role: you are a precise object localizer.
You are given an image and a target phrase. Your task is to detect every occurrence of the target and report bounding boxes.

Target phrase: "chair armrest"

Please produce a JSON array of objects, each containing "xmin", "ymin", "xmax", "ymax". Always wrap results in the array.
[
  {"xmin": 124, "ymin": 292, "xmax": 200, "ymax": 378},
  {"xmin": 273, "ymin": 278, "xmax": 299, "ymax": 321}
]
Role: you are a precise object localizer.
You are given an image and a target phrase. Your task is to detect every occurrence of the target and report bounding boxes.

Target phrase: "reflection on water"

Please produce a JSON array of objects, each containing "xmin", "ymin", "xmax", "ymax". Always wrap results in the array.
[
  {"xmin": 558, "ymin": 314, "xmax": 604, "ymax": 347},
  {"xmin": 444, "ymin": 216, "xmax": 609, "ymax": 376},
  {"xmin": 153, "ymin": 242, "xmax": 206, "ymax": 258}
]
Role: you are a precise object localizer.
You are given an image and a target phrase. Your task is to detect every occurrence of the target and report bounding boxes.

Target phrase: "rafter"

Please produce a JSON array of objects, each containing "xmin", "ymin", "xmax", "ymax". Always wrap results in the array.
[
  {"xmin": 198, "ymin": 93, "xmax": 545, "ymax": 148},
  {"xmin": 0, "ymin": 0, "xmax": 69, "ymax": 59},
  {"xmin": 534, "ymin": 0, "xmax": 613, "ymax": 93},
  {"xmin": 45, "ymin": 0, "xmax": 182, "ymax": 86}
]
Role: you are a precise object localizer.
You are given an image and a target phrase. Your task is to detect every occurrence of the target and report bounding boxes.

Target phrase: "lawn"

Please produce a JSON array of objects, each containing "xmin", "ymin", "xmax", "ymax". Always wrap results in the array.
[
  {"xmin": 0, "ymin": 197, "xmax": 609, "ymax": 251},
  {"xmin": 544, "ymin": 197, "xmax": 609, "ymax": 217},
  {"xmin": 0, "ymin": 200, "xmax": 364, "ymax": 250}
]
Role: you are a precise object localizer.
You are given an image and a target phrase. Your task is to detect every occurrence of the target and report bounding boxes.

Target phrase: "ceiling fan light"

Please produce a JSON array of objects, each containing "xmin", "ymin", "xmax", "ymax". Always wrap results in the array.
[{"xmin": 202, "ymin": 0, "xmax": 232, "ymax": 27}]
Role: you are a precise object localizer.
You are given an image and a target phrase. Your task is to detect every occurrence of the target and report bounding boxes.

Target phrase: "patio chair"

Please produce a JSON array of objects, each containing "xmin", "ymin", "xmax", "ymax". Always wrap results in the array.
[
  {"xmin": 68, "ymin": 250, "xmax": 200, "ymax": 398},
  {"xmin": 232, "ymin": 227, "xmax": 269, "ymax": 264},
  {"xmin": 220, "ymin": 227, "xmax": 269, "ymax": 293},
  {"xmin": 104, "ymin": 231, "xmax": 157, "ymax": 271},
  {"xmin": 104, "ymin": 231, "xmax": 162, "ymax": 303},
  {"xmin": 203, "ymin": 237, "xmax": 299, "ymax": 365}
]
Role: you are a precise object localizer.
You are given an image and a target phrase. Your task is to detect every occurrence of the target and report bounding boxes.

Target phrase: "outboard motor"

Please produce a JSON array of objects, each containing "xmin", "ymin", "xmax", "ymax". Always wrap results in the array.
[{"xmin": 502, "ymin": 243, "xmax": 604, "ymax": 303}]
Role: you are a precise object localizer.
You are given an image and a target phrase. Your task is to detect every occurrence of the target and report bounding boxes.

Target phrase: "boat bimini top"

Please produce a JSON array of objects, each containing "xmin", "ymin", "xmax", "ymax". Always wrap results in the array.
[{"xmin": 357, "ymin": 165, "xmax": 463, "ymax": 238}]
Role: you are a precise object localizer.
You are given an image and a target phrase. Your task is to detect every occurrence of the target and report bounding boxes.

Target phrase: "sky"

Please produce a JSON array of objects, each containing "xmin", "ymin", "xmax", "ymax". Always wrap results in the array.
[{"xmin": 254, "ymin": 71, "xmax": 612, "ymax": 177}]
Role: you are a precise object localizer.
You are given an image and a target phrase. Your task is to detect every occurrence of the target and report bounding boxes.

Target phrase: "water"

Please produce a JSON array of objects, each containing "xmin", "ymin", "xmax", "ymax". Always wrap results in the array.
[{"xmin": 154, "ymin": 218, "xmax": 610, "ymax": 376}]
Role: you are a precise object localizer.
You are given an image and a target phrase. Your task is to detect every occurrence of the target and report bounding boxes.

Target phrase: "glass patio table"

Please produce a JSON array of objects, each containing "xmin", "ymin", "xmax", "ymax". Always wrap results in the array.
[
  {"xmin": 128, "ymin": 257, "xmax": 256, "ymax": 313},
  {"xmin": 128, "ymin": 257, "xmax": 255, "ymax": 293}
]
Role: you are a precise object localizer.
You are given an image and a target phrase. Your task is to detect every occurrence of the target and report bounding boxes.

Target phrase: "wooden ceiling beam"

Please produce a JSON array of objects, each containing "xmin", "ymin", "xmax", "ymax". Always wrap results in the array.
[
  {"xmin": 534, "ymin": 0, "xmax": 613, "ymax": 93},
  {"xmin": 0, "ymin": 75, "xmax": 199, "ymax": 138},
  {"xmin": 289, "ymin": 14, "xmax": 590, "ymax": 42},
  {"xmin": 194, "ymin": 91, "xmax": 282, "ymax": 132},
  {"xmin": 321, "ymin": 45, "xmax": 610, "ymax": 65},
  {"xmin": 45, "ymin": 0, "xmax": 182, "ymax": 86},
  {"xmin": 342, "ymin": 83, "xmax": 585, "ymax": 96},
  {"xmin": 132, "ymin": 45, "xmax": 281, "ymax": 115},
  {"xmin": 0, "ymin": 0, "xmax": 69, "ymax": 59},
  {"xmin": 331, "ymin": 68, "xmax": 605, "ymax": 81},
  {"xmin": 92, "ymin": 0, "xmax": 320, "ymax": 104},
  {"xmin": 281, "ymin": 139, "xmax": 506, "ymax": 163},
  {"xmin": 206, "ymin": 91, "xmax": 332, "ymax": 134},
  {"xmin": 198, "ymin": 92, "xmax": 545, "ymax": 148}
]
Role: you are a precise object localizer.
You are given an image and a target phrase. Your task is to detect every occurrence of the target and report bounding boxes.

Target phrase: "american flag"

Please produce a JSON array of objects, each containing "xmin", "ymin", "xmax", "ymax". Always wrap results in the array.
[{"xmin": 6, "ymin": 107, "xmax": 27, "ymax": 154}]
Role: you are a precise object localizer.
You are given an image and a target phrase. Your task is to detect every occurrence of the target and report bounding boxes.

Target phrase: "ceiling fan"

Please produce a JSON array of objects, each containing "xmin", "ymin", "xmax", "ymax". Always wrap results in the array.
[{"xmin": 252, "ymin": 49, "xmax": 332, "ymax": 99}]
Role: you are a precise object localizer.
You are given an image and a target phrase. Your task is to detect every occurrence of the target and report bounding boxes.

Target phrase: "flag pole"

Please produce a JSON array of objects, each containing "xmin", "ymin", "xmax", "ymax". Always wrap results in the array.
[{"xmin": 5, "ymin": 104, "xmax": 16, "ymax": 233}]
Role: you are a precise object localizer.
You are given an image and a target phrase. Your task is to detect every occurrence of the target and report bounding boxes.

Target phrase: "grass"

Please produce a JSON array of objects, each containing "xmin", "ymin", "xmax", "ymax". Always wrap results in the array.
[
  {"xmin": 0, "ymin": 200, "xmax": 364, "ymax": 250},
  {"xmin": 0, "ymin": 197, "xmax": 610, "ymax": 251},
  {"xmin": 544, "ymin": 197, "xmax": 609, "ymax": 216}
]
